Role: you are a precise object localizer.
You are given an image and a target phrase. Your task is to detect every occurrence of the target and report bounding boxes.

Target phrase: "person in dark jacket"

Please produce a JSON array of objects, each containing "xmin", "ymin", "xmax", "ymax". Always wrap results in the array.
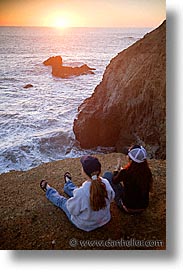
[{"xmin": 103, "ymin": 145, "xmax": 153, "ymax": 214}]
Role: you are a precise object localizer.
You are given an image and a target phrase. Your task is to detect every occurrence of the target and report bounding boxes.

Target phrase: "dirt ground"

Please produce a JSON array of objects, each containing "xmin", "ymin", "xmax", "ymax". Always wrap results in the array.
[{"xmin": 0, "ymin": 153, "xmax": 166, "ymax": 250}]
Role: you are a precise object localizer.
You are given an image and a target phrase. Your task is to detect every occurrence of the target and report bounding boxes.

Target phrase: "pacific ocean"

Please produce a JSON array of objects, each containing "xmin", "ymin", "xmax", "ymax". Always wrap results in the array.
[{"xmin": 0, "ymin": 26, "xmax": 151, "ymax": 173}]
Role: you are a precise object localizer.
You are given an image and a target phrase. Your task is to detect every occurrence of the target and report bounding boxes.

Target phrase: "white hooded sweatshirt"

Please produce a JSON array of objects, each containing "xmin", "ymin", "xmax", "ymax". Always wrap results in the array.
[{"xmin": 66, "ymin": 177, "xmax": 115, "ymax": 231}]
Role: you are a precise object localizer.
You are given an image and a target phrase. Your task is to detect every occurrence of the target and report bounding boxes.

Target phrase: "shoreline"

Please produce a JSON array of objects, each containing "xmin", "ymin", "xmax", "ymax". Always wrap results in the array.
[
  {"xmin": 0, "ymin": 147, "xmax": 115, "ymax": 175},
  {"xmin": 0, "ymin": 153, "xmax": 166, "ymax": 250}
]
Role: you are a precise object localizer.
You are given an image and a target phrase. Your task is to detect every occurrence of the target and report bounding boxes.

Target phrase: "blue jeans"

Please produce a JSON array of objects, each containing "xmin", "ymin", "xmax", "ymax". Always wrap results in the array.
[
  {"xmin": 103, "ymin": 171, "xmax": 124, "ymax": 207},
  {"xmin": 46, "ymin": 180, "xmax": 77, "ymax": 223}
]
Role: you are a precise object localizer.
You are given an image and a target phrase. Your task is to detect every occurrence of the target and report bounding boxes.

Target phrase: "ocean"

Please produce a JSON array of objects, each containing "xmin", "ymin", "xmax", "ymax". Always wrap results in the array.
[{"xmin": 0, "ymin": 26, "xmax": 151, "ymax": 173}]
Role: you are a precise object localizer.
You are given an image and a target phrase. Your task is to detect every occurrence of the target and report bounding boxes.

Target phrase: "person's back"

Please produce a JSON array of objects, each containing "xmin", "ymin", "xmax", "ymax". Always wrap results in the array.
[
  {"xmin": 67, "ymin": 177, "xmax": 114, "ymax": 231},
  {"xmin": 112, "ymin": 145, "xmax": 153, "ymax": 213},
  {"xmin": 117, "ymin": 161, "xmax": 152, "ymax": 210},
  {"xmin": 40, "ymin": 155, "xmax": 115, "ymax": 231}
]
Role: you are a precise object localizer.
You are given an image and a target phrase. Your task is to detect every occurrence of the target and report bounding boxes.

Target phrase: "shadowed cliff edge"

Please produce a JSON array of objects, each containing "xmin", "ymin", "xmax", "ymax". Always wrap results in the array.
[{"xmin": 73, "ymin": 21, "xmax": 166, "ymax": 159}]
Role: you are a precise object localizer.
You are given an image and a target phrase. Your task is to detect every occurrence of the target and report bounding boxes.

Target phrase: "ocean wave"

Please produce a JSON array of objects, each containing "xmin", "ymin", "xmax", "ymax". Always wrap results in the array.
[
  {"xmin": 0, "ymin": 112, "xmax": 20, "ymax": 119},
  {"xmin": 0, "ymin": 130, "xmax": 75, "ymax": 173},
  {"xmin": 0, "ymin": 127, "xmax": 115, "ymax": 174},
  {"xmin": 0, "ymin": 77, "xmax": 20, "ymax": 82}
]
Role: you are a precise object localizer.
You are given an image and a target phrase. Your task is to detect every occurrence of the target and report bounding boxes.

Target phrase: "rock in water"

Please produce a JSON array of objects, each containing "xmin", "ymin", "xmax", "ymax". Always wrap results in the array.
[
  {"xmin": 23, "ymin": 84, "xmax": 33, "ymax": 88},
  {"xmin": 43, "ymin": 55, "xmax": 95, "ymax": 78},
  {"xmin": 43, "ymin": 56, "xmax": 63, "ymax": 67},
  {"xmin": 73, "ymin": 21, "xmax": 166, "ymax": 159}
]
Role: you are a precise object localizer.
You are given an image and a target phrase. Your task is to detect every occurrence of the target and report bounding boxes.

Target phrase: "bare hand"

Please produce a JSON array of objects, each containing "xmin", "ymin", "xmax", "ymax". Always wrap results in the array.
[{"xmin": 117, "ymin": 158, "xmax": 122, "ymax": 169}]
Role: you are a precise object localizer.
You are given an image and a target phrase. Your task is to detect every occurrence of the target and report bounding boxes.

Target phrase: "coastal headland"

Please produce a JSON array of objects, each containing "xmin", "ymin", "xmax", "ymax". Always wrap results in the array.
[
  {"xmin": 0, "ymin": 22, "xmax": 166, "ymax": 250},
  {"xmin": 74, "ymin": 21, "xmax": 166, "ymax": 159}
]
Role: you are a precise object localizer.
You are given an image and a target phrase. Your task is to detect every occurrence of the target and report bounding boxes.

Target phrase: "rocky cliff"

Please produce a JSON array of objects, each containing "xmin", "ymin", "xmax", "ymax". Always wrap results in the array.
[{"xmin": 73, "ymin": 21, "xmax": 166, "ymax": 159}]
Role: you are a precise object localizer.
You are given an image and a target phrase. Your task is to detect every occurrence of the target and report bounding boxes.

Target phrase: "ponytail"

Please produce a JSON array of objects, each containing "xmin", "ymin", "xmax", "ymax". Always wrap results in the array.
[{"xmin": 90, "ymin": 172, "xmax": 108, "ymax": 211}]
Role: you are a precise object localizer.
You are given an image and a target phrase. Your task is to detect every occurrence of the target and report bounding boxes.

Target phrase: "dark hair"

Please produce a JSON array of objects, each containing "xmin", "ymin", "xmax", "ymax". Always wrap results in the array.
[
  {"xmin": 80, "ymin": 155, "xmax": 108, "ymax": 211},
  {"xmin": 80, "ymin": 155, "xmax": 101, "ymax": 177},
  {"xmin": 89, "ymin": 172, "xmax": 108, "ymax": 211},
  {"xmin": 124, "ymin": 160, "xmax": 152, "ymax": 193}
]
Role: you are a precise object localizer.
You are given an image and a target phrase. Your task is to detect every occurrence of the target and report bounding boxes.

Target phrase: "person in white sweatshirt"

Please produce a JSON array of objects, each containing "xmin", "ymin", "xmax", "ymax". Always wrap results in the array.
[{"xmin": 40, "ymin": 155, "xmax": 115, "ymax": 232}]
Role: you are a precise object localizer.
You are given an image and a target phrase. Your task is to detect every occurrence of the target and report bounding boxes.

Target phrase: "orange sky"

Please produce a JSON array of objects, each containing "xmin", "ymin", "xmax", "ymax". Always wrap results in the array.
[{"xmin": 0, "ymin": 0, "xmax": 166, "ymax": 28}]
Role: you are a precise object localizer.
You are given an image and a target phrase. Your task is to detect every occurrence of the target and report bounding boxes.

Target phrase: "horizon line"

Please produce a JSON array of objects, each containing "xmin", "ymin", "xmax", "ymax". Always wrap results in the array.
[{"xmin": 0, "ymin": 25, "xmax": 155, "ymax": 29}]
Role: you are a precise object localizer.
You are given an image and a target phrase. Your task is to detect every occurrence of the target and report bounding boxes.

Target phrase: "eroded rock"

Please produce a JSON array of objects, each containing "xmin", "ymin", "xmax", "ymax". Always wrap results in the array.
[
  {"xmin": 73, "ymin": 21, "xmax": 166, "ymax": 159},
  {"xmin": 43, "ymin": 56, "xmax": 95, "ymax": 78}
]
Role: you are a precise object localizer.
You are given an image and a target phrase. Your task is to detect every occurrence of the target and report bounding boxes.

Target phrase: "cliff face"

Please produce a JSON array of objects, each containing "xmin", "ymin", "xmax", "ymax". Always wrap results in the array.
[{"xmin": 73, "ymin": 21, "xmax": 166, "ymax": 159}]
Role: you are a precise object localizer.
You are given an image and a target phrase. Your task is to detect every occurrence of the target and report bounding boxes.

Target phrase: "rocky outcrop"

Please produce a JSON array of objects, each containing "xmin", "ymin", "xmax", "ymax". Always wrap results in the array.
[
  {"xmin": 43, "ymin": 55, "xmax": 63, "ymax": 67},
  {"xmin": 43, "ymin": 56, "xmax": 95, "ymax": 78},
  {"xmin": 23, "ymin": 84, "xmax": 33, "ymax": 89},
  {"xmin": 73, "ymin": 21, "xmax": 166, "ymax": 159}
]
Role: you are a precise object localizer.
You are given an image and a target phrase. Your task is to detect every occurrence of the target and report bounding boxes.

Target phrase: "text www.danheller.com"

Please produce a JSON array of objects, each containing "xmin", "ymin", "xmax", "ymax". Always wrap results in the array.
[{"xmin": 69, "ymin": 238, "xmax": 163, "ymax": 248}]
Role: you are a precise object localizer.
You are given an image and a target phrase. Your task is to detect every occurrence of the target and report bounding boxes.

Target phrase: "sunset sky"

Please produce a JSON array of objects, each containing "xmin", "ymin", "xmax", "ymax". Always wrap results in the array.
[{"xmin": 0, "ymin": 0, "xmax": 166, "ymax": 28}]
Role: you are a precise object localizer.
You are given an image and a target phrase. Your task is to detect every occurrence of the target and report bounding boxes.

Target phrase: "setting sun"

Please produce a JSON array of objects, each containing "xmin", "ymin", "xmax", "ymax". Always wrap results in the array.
[
  {"xmin": 0, "ymin": 0, "xmax": 166, "ymax": 28},
  {"xmin": 52, "ymin": 16, "xmax": 70, "ymax": 28},
  {"xmin": 42, "ymin": 11, "xmax": 73, "ymax": 28}
]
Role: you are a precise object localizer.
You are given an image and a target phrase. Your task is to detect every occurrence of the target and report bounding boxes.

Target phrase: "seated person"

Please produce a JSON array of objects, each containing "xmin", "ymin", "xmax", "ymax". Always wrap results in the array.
[
  {"xmin": 103, "ymin": 145, "xmax": 153, "ymax": 214},
  {"xmin": 40, "ymin": 155, "xmax": 115, "ymax": 231}
]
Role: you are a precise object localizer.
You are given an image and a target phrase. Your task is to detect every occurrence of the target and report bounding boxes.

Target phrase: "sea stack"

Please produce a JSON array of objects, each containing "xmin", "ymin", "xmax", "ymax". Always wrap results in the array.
[
  {"xmin": 43, "ymin": 55, "xmax": 95, "ymax": 78},
  {"xmin": 73, "ymin": 21, "xmax": 166, "ymax": 159}
]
